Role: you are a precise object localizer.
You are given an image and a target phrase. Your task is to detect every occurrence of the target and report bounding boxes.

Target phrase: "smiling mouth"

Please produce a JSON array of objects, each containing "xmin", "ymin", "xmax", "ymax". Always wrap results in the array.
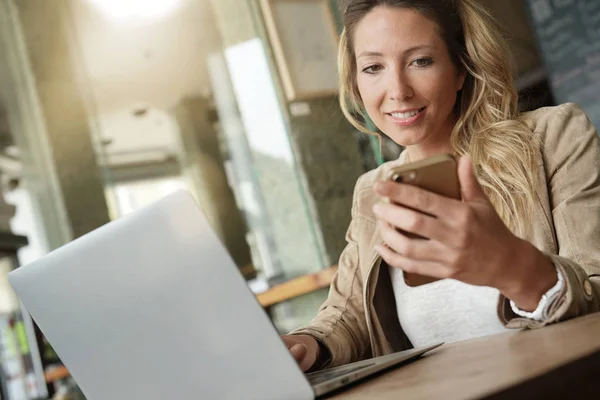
[
  {"xmin": 387, "ymin": 107, "xmax": 426, "ymax": 125},
  {"xmin": 388, "ymin": 107, "xmax": 426, "ymax": 119}
]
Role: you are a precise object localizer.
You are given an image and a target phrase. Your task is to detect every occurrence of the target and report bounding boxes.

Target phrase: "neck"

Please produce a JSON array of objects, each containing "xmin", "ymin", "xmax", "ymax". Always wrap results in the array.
[
  {"xmin": 406, "ymin": 141, "xmax": 454, "ymax": 162},
  {"xmin": 404, "ymin": 119, "xmax": 456, "ymax": 162}
]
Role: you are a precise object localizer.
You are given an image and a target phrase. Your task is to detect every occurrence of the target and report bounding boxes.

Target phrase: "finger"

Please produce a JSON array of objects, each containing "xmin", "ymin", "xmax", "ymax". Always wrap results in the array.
[
  {"xmin": 377, "ymin": 220, "xmax": 448, "ymax": 263},
  {"xmin": 458, "ymin": 155, "xmax": 487, "ymax": 203},
  {"xmin": 374, "ymin": 180, "xmax": 462, "ymax": 218},
  {"xmin": 375, "ymin": 243, "xmax": 451, "ymax": 279},
  {"xmin": 282, "ymin": 336, "xmax": 296, "ymax": 348},
  {"xmin": 289, "ymin": 343, "xmax": 307, "ymax": 363},
  {"xmin": 373, "ymin": 201, "xmax": 452, "ymax": 243}
]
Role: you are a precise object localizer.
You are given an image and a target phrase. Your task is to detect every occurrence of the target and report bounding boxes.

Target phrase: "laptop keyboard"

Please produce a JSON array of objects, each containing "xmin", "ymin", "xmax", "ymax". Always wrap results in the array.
[{"xmin": 306, "ymin": 363, "xmax": 375, "ymax": 385}]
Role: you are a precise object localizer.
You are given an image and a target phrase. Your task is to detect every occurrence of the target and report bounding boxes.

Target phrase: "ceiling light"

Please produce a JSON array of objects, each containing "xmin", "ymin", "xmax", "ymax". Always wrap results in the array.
[{"xmin": 86, "ymin": 0, "xmax": 183, "ymax": 21}]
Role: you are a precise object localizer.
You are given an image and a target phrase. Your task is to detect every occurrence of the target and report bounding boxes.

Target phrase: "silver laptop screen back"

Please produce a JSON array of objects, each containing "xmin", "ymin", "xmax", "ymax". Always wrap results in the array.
[{"xmin": 9, "ymin": 191, "xmax": 313, "ymax": 400}]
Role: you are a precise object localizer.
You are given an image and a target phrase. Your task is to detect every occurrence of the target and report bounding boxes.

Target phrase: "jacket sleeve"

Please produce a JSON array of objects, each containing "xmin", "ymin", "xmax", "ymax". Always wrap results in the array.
[
  {"xmin": 290, "ymin": 175, "xmax": 371, "ymax": 368},
  {"xmin": 500, "ymin": 103, "xmax": 600, "ymax": 328}
]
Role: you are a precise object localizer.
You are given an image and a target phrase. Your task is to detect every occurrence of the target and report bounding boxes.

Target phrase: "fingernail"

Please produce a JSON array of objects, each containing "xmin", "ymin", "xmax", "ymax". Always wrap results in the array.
[
  {"xmin": 290, "ymin": 344, "xmax": 304, "ymax": 352},
  {"xmin": 290, "ymin": 343, "xmax": 306, "ymax": 358}
]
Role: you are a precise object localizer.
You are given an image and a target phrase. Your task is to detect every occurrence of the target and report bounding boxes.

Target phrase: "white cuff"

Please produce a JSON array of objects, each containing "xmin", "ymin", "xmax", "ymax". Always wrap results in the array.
[{"xmin": 509, "ymin": 265, "xmax": 564, "ymax": 321}]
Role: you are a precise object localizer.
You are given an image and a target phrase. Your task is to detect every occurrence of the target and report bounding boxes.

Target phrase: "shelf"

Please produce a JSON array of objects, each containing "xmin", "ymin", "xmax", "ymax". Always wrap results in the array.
[
  {"xmin": 45, "ymin": 365, "xmax": 70, "ymax": 383},
  {"xmin": 257, "ymin": 266, "xmax": 338, "ymax": 307}
]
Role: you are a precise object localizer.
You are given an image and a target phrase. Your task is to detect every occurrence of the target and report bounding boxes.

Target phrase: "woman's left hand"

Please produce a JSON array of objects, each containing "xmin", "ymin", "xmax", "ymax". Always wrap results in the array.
[{"xmin": 373, "ymin": 155, "xmax": 556, "ymax": 309}]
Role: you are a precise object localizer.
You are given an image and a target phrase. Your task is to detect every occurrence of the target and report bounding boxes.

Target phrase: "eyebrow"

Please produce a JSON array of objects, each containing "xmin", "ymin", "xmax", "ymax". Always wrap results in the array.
[{"xmin": 356, "ymin": 44, "xmax": 435, "ymax": 59}]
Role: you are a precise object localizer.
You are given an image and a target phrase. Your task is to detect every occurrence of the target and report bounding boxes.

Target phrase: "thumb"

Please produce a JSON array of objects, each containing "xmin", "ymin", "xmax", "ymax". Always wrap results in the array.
[
  {"xmin": 289, "ymin": 343, "xmax": 307, "ymax": 362},
  {"xmin": 458, "ymin": 155, "xmax": 486, "ymax": 202}
]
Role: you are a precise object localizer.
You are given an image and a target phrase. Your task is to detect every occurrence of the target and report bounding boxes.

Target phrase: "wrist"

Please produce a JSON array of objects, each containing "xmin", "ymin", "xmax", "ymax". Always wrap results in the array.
[
  {"xmin": 308, "ymin": 340, "xmax": 331, "ymax": 372},
  {"xmin": 499, "ymin": 239, "xmax": 557, "ymax": 311},
  {"xmin": 300, "ymin": 334, "xmax": 321, "ymax": 359}
]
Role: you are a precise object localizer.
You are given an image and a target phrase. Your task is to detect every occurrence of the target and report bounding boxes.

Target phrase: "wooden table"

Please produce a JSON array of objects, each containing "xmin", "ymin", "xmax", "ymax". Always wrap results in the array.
[
  {"xmin": 257, "ymin": 266, "xmax": 337, "ymax": 307},
  {"xmin": 328, "ymin": 312, "xmax": 600, "ymax": 399}
]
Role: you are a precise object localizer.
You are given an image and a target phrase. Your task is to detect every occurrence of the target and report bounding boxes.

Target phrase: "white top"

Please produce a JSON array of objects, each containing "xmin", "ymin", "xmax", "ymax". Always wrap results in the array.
[{"xmin": 389, "ymin": 267, "xmax": 511, "ymax": 348}]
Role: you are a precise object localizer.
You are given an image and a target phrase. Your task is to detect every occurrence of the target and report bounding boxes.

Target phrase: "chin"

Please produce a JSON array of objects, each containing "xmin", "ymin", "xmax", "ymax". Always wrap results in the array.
[{"xmin": 385, "ymin": 129, "xmax": 427, "ymax": 148}]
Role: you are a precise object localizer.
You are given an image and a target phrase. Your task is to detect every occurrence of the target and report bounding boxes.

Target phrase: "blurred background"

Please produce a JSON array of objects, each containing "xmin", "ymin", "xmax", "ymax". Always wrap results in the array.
[{"xmin": 0, "ymin": 0, "xmax": 595, "ymax": 398}]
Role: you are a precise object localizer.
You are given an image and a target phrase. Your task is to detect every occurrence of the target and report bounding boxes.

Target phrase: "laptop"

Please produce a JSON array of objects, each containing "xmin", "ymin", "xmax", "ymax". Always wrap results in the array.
[{"xmin": 9, "ymin": 190, "xmax": 441, "ymax": 399}]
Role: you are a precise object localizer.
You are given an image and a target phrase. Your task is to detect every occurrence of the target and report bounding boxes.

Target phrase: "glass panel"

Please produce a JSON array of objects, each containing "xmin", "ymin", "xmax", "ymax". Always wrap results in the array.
[
  {"xmin": 220, "ymin": 38, "xmax": 323, "ymax": 279},
  {"xmin": 64, "ymin": 0, "xmax": 324, "ymax": 281}
]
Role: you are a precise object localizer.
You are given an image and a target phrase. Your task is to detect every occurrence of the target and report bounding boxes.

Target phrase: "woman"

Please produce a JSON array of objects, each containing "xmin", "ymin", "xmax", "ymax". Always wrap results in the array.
[{"xmin": 283, "ymin": 0, "xmax": 600, "ymax": 372}]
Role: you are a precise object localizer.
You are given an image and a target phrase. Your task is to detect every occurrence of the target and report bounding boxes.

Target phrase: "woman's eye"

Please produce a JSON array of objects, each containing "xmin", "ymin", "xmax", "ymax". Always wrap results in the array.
[
  {"xmin": 411, "ymin": 57, "xmax": 433, "ymax": 67},
  {"xmin": 362, "ymin": 64, "xmax": 382, "ymax": 74}
]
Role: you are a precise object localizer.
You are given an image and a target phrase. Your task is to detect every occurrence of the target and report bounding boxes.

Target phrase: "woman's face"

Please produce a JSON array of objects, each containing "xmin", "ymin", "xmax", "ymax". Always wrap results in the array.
[{"xmin": 353, "ymin": 6, "xmax": 465, "ymax": 152}]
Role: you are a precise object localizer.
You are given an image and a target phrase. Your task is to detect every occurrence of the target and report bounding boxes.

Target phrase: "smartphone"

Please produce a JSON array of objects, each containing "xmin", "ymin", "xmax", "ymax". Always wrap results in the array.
[{"xmin": 385, "ymin": 153, "xmax": 461, "ymax": 287}]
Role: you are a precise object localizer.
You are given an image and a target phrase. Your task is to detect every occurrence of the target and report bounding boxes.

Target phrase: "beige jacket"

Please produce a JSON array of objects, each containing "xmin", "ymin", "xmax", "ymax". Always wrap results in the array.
[{"xmin": 292, "ymin": 103, "xmax": 600, "ymax": 368}]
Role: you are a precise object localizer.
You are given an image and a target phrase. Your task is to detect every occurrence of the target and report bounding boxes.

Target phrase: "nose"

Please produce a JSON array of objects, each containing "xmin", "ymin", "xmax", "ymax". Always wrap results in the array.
[{"xmin": 388, "ymin": 71, "xmax": 414, "ymax": 101}]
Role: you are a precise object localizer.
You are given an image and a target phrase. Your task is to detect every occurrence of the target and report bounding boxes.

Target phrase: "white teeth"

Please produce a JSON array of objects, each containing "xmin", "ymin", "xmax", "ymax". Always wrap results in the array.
[{"xmin": 391, "ymin": 109, "xmax": 420, "ymax": 119}]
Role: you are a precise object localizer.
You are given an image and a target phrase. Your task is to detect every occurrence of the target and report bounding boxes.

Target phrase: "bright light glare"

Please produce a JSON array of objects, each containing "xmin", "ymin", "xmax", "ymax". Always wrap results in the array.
[{"xmin": 86, "ymin": 0, "xmax": 183, "ymax": 21}]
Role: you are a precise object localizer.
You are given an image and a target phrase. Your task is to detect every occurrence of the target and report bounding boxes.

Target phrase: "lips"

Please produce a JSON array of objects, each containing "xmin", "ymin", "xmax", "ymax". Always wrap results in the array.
[
  {"xmin": 387, "ymin": 107, "xmax": 426, "ymax": 126},
  {"xmin": 388, "ymin": 107, "xmax": 425, "ymax": 119}
]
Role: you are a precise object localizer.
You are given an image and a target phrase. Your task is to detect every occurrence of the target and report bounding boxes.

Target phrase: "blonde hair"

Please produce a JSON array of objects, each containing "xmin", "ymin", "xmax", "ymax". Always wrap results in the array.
[{"xmin": 339, "ymin": 0, "xmax": 539, "ymax": 237}]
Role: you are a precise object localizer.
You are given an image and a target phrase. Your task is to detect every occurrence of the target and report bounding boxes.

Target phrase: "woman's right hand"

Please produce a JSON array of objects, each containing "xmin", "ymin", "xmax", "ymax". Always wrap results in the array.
[{"xmin": 282, "ymin": 334, "xmax": 321, "ymax": 372}]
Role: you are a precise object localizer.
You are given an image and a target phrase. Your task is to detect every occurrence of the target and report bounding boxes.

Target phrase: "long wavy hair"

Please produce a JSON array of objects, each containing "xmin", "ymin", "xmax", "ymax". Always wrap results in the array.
[{"xmin": 339, "ymin": 0, "xmax": 539, "ymax": 237}]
